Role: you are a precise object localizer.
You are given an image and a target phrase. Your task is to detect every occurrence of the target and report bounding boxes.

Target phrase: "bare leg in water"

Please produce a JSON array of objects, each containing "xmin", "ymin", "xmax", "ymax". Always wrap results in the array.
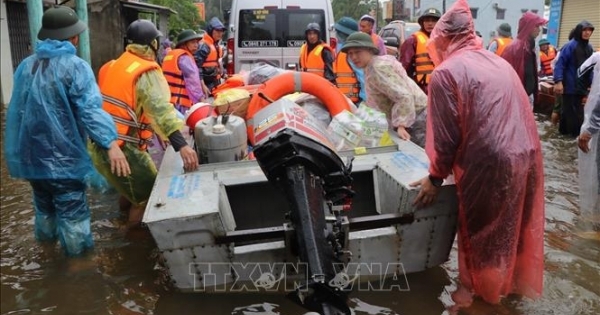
[
  {"xmin": 448, "ymin": 253, "xmax": 475, "ymax": 313},
  {"xmin": 127, "ymin": 203, "xmax": 146, "ymax": 229},
  {"xmin": 119, "ymin": 196, "xmax": 131, "ymax": 212},
  {"xmin": 452, "ymin": 284, "xmax": 474, "ymax": 306},
  {"xmin": 117, "ymin": 196, "xmax": 145, "ymax": 230}
]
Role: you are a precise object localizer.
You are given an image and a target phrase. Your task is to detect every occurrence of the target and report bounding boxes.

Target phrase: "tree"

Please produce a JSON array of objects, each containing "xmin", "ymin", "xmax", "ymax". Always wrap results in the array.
[
  {"xmin": 201, "ymin": 0, "xmax": 233, "ymax": 21},
  {"xmin": 147, "ymin": 0, "xmax": 203, "ymax": 34},
  {"xmin": 332, "ymin": 0, "xmax": 380, "ymax": 27}
]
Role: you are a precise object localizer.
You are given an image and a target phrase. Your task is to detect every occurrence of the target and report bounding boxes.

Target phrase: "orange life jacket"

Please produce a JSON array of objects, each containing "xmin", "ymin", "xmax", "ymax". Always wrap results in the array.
[
  {"xmin": 334, "ymin": 51, "xmax": 360, "ymax": 103},
  {"xmin": 492, "ymin": 37, "xmax": 513, "ymax": 56},
  {"xmin": 98, "ymin": 51, "xmax": 158, "ymax": 150},
  {"xmin": 412, "ymin": 31, "xmax": 435, "ymax": 86},
  {"xmin": 540, "ymin": 46, "xmax": 556, "ymax": 76},
  {"xmin": 200, "ymin": 35, "xmax": 223, "ymax": 80},
  {"xmin": 371, "ymin": 33, "xmax": 381, "ymax": 48},
  {"xmin": 299, "ymin": 43, "xmax": 334, "ymax": 77},
  {"xmin": 162, "ymin": 49, "xmax": 194, "ymax": 108}
]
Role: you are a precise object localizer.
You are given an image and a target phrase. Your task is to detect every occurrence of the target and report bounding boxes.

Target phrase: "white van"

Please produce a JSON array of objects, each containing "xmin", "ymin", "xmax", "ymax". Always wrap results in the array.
[{"xmin": 226, "ymin": 0, "xmax": 336, "ymax": 75}]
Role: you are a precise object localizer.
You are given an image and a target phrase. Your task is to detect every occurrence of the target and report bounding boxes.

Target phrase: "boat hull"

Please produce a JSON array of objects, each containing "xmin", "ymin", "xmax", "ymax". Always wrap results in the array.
[{"xmin": 143, "ymin": 140, "xmax": 458, "ymax": 292}]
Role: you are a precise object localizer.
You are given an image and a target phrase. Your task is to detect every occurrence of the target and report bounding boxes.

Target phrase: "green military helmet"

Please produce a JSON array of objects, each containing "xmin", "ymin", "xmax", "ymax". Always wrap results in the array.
[
  {"xmin": 497, "ymin": 23, "xmax": 512, "ymax": 37},
  {"xmin": 175, "ymin": 29, "xmax": 203, "ymax": 48},
  {"xmin": 340, "ymin": 32, "xmax": 379, "ymax": 55},
  {"xmin": 335, "ymin": 16, "xmax": 359, "ymax": 36},
  {"xmin": 418, "ymin": 7, "xmax": 442, "ymax": 25},
  {"xmin": 37, "ymin": 5, "xmax": 87, "ymax": 40}
]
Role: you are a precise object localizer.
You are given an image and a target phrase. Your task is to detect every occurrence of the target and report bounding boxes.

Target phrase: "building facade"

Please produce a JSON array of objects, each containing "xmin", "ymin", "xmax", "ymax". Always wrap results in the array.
[
  {"xmin": 382, "ymin": 0, "xmax": 599, "ymax": 50},
  {"xmin": 417, "ymin": 0, "xmax": 545, "ymax": 47},
  {"xmin": 551, "ymin": 0, "xmax": 599, "ymax": 49},
  {"xmin": 1, "ymin": 0, "xmax": 174, "ymax": 105}
]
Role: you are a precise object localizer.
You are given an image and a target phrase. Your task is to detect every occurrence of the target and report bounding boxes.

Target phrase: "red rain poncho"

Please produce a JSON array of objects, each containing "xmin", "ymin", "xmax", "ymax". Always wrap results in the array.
[
  {"xmin": 426, "ymin": 0, "xmax": 545, "ymax": 304},
  {"xmin": 501, "ymin": 12, "xmax": 548, "ymax": 87}
]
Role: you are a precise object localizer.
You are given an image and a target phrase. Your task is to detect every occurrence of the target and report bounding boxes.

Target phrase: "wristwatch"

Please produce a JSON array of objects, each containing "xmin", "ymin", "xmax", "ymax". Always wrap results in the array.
[{"xmin": 428, "ymin": 174, "xmax": 444, "ymax": 187}]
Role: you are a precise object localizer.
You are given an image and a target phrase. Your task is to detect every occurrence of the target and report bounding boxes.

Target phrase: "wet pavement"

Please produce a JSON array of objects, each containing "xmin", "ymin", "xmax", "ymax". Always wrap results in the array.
[{"xmin": 1, "ymin": 113, "xmax": 599, "ymax": 315}]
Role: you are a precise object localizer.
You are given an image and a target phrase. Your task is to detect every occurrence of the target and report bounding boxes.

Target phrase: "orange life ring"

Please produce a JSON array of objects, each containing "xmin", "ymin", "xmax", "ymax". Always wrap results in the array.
[
  {"xmin": 212, "ymin": 75, "xmax": 263, "ymax": 98},
  {"xmin": 245, "ymin": 72, "xmax": 351, "ymax": 144},
  {"xmin": 212, "ymin": 75, "xmax": 245, "ymax": 94}
]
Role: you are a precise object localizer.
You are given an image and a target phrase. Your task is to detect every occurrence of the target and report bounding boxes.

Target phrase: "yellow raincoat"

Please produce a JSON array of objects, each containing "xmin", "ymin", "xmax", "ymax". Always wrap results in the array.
[{"xmin": 90, "ymin": 44, "xmax": 184, "ymax": 205}]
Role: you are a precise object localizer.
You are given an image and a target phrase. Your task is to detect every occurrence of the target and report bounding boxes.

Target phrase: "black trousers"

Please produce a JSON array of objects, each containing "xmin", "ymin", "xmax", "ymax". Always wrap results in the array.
[{"xmin": 559, "ymin": 94, "xmax": 584, "ymax": 137}]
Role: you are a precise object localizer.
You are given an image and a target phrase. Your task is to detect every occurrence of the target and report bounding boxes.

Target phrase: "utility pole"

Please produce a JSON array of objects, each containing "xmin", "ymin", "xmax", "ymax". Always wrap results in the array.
[
  {"xmin": 26, "ymin": 0, "xmax": 43, "ymax": 51},
  {"xmin": 443, "ymin": 0, "xmax": 446, "ymax": 13},
  {"xmin": 75, "ymin": 0, "xmax": 91, "ymax": 64}
]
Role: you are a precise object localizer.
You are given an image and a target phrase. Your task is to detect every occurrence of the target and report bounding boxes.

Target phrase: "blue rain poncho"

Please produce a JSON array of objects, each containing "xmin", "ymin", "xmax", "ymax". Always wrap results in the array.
[{"xmin": 4, "ymin": 39, "xmax": 117, "ymax": 181}]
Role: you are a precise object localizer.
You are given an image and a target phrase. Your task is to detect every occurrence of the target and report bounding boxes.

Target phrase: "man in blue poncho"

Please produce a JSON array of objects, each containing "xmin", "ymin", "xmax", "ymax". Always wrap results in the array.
[
  {"xmin": 554, "ymin": 21, "xmax": 595, "ymax": 137},
  {"xmin": 3, "ymin": 6, "xmax": 131, "ymax": 257}
]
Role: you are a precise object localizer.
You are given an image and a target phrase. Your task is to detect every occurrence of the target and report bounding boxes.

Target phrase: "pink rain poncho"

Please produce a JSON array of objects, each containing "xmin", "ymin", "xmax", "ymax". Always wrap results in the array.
[
  {"xmin": 425, "ymin": 0, "xmax": 545, "ymax": 304},
  {"xmin": 500, "ymin": 12, "xmax": 547, "ymax": 87}
]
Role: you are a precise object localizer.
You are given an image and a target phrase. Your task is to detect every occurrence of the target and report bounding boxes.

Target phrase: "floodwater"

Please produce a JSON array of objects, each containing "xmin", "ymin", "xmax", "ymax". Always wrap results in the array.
[{"xmin": 1, "ymin": 113, "xmax": 599, "ymax": 315}]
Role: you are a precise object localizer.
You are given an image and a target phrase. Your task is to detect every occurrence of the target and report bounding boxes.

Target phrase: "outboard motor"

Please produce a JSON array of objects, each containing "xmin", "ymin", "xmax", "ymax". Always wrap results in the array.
[{"xmin": 250, "ymin": 99, "xmax": 354, "ymax": 315}]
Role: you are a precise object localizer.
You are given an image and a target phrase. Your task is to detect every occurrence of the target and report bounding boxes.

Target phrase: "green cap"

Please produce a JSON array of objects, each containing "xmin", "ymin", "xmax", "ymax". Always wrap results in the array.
[
  {"xmin": 538, "ymin": 39, "xmax": 550, "ymax": 46},
  {"xmin": 38, "ymin": 6, "xmax": 87, "ymax": 40},
  {"xmin": 497, "ymin": 23, "xmax": 512, "ymax": 37},
  {"xmin": 176, "ymin": 29, "xmax": 203, "ymax": 47},
  {"xmin": 418, "ymin": 7, "xmax": 442, "ymax": 24},
  {"xmin": 340, "ymin": 32, "xmax": 379, "ymax": 55},
  {"xmin": 335, "ymin": 17, "xmax": 358, "ymax": 36}
]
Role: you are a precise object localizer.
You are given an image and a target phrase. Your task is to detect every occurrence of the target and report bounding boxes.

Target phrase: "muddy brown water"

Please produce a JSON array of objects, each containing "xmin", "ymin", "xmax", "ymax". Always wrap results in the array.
[{"xmin": 1, "ymin": 113, "xmax": 599, "ymax": 315}]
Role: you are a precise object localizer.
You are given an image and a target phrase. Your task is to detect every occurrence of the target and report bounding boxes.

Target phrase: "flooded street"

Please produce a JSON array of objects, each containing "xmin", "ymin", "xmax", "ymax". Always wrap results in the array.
[{"xmin": 1, "ymin": 113, "xmax": 599, "ymax": 315}]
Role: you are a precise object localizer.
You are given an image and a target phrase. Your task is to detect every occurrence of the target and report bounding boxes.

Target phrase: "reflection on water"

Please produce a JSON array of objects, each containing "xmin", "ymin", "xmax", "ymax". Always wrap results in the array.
[{"xmin": 1, "ymin": 114, "xmax": 599, "ymax": 315}]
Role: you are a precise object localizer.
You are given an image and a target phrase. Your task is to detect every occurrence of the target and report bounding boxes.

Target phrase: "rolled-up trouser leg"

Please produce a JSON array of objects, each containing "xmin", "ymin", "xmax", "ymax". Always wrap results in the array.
[{"xmin": 89, "ymin": 142, "xmax": 157, "ymax": 206}]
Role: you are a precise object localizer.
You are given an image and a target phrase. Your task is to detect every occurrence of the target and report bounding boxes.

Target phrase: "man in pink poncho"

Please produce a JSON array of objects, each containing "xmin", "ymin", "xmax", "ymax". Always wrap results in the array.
[
  {"xmin": 501, "ymin": 12, "xmax": 547, "ymax": 109},
  {"xmin": 409, "ymin": 0, "xmax": 545, "ymax": 308}
]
